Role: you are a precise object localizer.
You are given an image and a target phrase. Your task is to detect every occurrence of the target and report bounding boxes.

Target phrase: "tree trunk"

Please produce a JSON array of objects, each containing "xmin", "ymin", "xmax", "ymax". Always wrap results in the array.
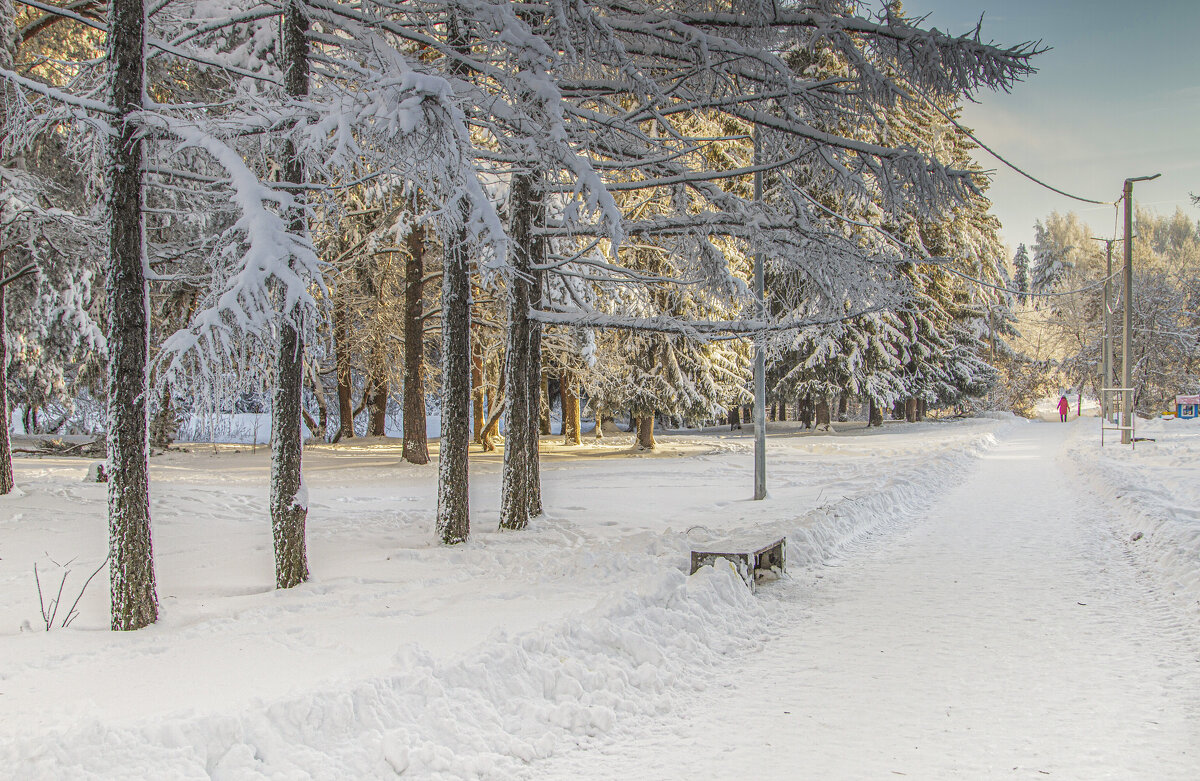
[
  {"xmin": 149, "ymin": 379, "xmax": 176, "ymax": 449},
  {"xmin": 500, "ymin": 172, "xmax": 542, "ymax": 530},
  {"xmin": 305, "ymin": 360, "xmax": 328, "ymax": 441},
  {"xmin": 893, "ymin": 400, "xmax": 905, "ymax": 420},
  {"xmin": 0, "ymin": 0, "xmax": 13, "ymax": 491},
  {"xmin": 636, "ymin": 414, "xmax": 656, "ymax": 450},
  {"xmin": 436, "ymin": 208, "xmax": 472, "ymax": 545},
  {"xmin": 729, "ymin": 405, "xmax": 741, "ymax": 430},
  {"xmin": 271, "ymin": 0, "xmax": 311, "ymax": 590},
  {"xmin": 538, "ymin": 373, "xmax": 551, "ymax": 435},
  {"xmin": 837, "ymin": 392, "xmax": 849, "ymax": 422},
  {"xmin": 107, "ymin": 0, "xmax": 157, "ymax": 630},
  {"xmin": 402, "ymin": 223, "xmax": 429, "ymax": 464},
  {"xmin": 869, "ymin": 399, "xmax": 883, "ymax": 427},
  {"xmin": 592, "ymin": 397, "xmax": 605, "ymax": 440},
  {"xmin": 481, "ymin": 354, "xmax": 504, "ymax": 452},
  {"xmin": 365, "ymin": 341, "xmax": 388, "ymax": 436},
  {"xmin": 905, "ymin": 397, "xmax": 918, "ymax": 423},
  {"xmin": 777, "ymin": 399, "xmax": 786, "ymax": 422},
  {"xmin": 560, "ymin": 372, "xmax": 581, "ymax": 445},
  {"xmin": 471, "ymin": 331, "xmax": 485, "ymax": 444},
  {"xmin": 333, "ymin": 288, "xmax": 354, "ymax": 440},
  {"xmin": 0, "ymin": 252, "xmax": 15, "ymax": 493},
  {"xmin": 815, "ymin": 398, "xmax": 831, "ymax": 428},
  {"xmin": 917, "ymin": 398, "xmax": 927, "ymax": 421},
  {"xmin": 527, "ymin": 283, "xmax": 544, "ymax": 519},
  {"xmin": 800, "ymin": 396, "xmax": 813, "ymax": 429}
]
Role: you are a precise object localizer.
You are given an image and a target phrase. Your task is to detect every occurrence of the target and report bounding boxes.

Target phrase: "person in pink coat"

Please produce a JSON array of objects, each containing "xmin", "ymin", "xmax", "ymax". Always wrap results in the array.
[{"xmin": 1057, "ymin": 395, "xmax": 1070, "ymax": 422}]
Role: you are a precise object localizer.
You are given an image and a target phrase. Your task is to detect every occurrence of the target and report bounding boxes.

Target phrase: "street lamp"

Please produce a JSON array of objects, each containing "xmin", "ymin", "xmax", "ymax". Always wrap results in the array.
[
  {"xmin": 1091, "ymin": 235, "xmax": 1122, "ymax": 423},
  {"xmin": 752, "ymin": 130, "xmax": 766, "ymax": 499},
  {"xmin": 1120, "ymin": 174, "xmax": 1160, "ymax": 444}
]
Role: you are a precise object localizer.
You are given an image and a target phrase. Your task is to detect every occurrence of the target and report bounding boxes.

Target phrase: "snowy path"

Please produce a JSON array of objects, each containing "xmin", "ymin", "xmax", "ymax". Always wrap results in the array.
[{"xmin": 524, "ymin": 423, "xmax": 1200, "ymax": 780}]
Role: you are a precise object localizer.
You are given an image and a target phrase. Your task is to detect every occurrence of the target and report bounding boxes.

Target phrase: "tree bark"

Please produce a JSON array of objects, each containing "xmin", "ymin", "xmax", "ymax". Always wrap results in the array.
[
  {"xmin": 365, "ymin": 340, "xmax": 388, "ymax": 436},
  {"xmin": 481, "ymin": 354, "xmax": 504, "ymax": 452},
  {"xmin": 333, "ymin": 288, "xmax": 354, "ymax": 440},
  {"xmin": 560, "ymin": 372, "xmax": 581, "ymax": 445},
  {"xmin": 837, "ymin": 392, "xmax": 849, "ymax": 422},
  {"xmin": 305, "ymin": 360, "xmax": 327, "ymax": 441},
  {"xmin": 402, "ymin": 223, "xmax": 429, "ymax": 464},
  {"xmin": 917, "ymin": 398, "xmax": 927, "ymax": 421},
  {"xmin": 815, "ymin": 398, "xmax": 831, "ymax": 428},
  {"xmin": 869, "ymin": 398, "xmax": 883, "ymax": 427},
  {"xmin": 436, "ymin": 208, "xmax": 472, "ymax": 544},
  {"xmin": 471, "ymin": 330, "xmax": 485, "ymax": 444},
  {"xmin": 149, "ymin": 379, "xmax": 176, "ymax": 449},
  {"xmin": 0, "ymin": 6, "xmax": 11, "ymax": 494},
  {"xmin": 0, "ymin": 250, "xmax": 14, "ymax": 495},
  {"xmin": 270, "ymin": 0, "xmax": 311, "ymax": 590},
  {"xmin": 905, "ymin": 397, "xmax": 918, "ymax": 423},
  {"xmin": 538, "ymin": 373, "xmax": 551, "ymax": 435},
  {"xmin": 592, "ymin": 397, "xmax": 605, "ymax": 439},
  {"xmin": 527, "ymin": 267, "xmax": 544, "ymax": 518},
  {"xmin": 799, "ymin": 396, "xmax": 813, "ymax": 429},
  {"xmin": 636, "ymin": 414, "xmax": 656, "ymax": 450},
  {"xmin": 729, "ymin": 405, "xmax": 741, "ymax": 430},
  {"xmin": 500, "ymin": 172, "xmax": 543, "ymax": 530},
  {"xmin": 107, "ymin": 0, "xmax": 157, "ymax": 630}
]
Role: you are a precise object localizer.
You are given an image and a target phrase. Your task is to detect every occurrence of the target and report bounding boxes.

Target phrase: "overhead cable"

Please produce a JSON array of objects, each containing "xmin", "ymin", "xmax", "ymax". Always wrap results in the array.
[{"xmin": 911, "ymin": 87, "xmax": 1113, "ymax": 206}]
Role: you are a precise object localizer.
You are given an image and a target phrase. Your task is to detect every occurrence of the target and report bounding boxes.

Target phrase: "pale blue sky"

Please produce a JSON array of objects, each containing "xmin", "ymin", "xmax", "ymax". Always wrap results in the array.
[{"xmin": 900, "ymin": 0, "xmax": 1200, "ymax": 256}]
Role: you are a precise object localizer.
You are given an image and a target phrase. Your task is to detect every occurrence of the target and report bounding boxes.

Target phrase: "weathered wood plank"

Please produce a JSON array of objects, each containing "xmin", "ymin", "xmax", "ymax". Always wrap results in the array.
[{"xmin": 690, "ymin": 537, "xmax": 786, "ymax": 589}]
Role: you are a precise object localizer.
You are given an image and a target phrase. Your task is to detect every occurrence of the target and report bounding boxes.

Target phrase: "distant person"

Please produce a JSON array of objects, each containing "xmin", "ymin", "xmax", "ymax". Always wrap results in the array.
[{"xmin": 1057, "ymin": 395, "xmax": 1069, "ymax": 422}]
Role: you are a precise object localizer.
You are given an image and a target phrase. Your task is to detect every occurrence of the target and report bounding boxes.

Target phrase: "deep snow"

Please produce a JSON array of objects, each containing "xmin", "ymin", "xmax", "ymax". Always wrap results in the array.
[{"xmin": 1, "ymin": 415, "xmax": 1198, "ymax": 778}]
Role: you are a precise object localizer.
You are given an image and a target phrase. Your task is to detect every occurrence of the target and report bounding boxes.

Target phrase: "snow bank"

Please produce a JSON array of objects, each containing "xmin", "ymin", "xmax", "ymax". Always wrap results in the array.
[
  {"xmin": 1066, "ymin": 416, "xmax": 1200, "ymax": 614},
  {"xmin": 0, "ymin": 418, "xmax": 1009, "ymax": 778},
  {"xmin": 4, "ymin": 566, "xmax": 765, "ymax": 779}
]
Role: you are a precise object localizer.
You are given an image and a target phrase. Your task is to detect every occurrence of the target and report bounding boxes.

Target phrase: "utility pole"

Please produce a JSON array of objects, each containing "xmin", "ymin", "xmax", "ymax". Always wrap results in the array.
[
  {"xmin": 1091, "ymin": 236, "xmax": 1122, "ymax": 423},
  {"xmin": 1121, "ymin": 174, "xmax": 1160, "ymax": 444},
  {"xmin": 753, "ymin": 129, "xmax": 766, "ymax": 500}
]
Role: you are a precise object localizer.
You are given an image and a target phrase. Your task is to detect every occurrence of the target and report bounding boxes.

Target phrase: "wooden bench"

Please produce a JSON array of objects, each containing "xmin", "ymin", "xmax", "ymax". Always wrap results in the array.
[{"xmin": 689, "ymin": 537, "xmax": 786, "ymax": 590}]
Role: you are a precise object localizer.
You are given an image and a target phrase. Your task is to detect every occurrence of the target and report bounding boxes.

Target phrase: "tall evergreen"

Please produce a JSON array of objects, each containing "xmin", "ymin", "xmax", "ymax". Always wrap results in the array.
[{"xmin": 1013, "ymin": 244, "xmax": 1031, "ymax": 305}]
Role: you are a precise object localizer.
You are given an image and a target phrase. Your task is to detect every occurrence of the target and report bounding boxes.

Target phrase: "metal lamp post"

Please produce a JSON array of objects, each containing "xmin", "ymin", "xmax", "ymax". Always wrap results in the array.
[
  {"xmin": 753, "ymin": 129, "xmax": 766, "ymax": 500},
  {"xmin": 1120, "ymin": 174, "xmax": 1160, "ymax": 444},
  {"xmin": 1091, "ymin": 236, "xmax": 1121, "ymax": 423}
]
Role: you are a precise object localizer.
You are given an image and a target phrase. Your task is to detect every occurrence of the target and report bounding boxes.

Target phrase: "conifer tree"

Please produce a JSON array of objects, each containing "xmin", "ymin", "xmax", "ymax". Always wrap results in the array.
[{"xmin": 1013, "ymin": 243, "xmax": 1031, "ymax": 305}]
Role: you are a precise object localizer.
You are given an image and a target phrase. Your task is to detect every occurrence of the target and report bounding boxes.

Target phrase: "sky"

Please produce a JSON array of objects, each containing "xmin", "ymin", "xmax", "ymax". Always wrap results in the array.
[{"xmin": 901, "ymin": 0, "xmax": 1200, "ymax": 257}]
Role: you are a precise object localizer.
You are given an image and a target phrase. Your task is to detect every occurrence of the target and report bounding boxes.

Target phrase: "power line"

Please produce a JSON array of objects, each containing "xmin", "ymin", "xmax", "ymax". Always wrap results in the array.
[
  {"xmin": 912, "ymin": 87, "xmax": 1114, "ymax": 207},
  {"xmin": 940, "ymin": 264, "xmax": 1119, "ymax": 299},
  {"xmin": 795, "ymin": 186, "xmax": 1117, "ymax": 300}
]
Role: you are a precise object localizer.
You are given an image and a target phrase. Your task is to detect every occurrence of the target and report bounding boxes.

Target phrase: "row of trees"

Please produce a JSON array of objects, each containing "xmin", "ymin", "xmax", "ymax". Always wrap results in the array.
[
  {"xmin": 1016, "ymin": 207, "xmax": 1200, "ymax": 414},
  {"xmin": 0, "ymin": 0, "xmax": 1038, "ymax": 629}
]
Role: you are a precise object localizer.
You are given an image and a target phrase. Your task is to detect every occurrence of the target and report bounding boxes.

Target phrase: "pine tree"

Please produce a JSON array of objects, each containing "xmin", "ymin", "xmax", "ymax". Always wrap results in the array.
[
  {"xmin": 1013, "ymin": 244, "xmax": 1031, "ymax": 305},
  {"xmin": 1031, "ymin": 212, "xmax": 1095, "ymax": 296}
]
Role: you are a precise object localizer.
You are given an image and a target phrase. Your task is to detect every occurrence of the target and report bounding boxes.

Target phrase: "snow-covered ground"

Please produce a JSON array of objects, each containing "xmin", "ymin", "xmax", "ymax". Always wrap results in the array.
[
  {"xmin": 1, "ymin": 414, "xmax": 1198, "ymax": 778},
  {"xmin": 1068, "ymin": 415, "xmax": 1200, "ymax": 617}
]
